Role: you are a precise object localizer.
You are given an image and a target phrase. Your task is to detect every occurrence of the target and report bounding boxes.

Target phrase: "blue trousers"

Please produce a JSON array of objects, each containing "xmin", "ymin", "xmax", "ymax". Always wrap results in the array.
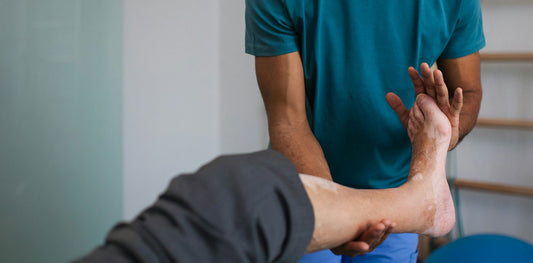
[{"xmin": 298, "ymin": 233, "xmax": 418, "ymax": 263}]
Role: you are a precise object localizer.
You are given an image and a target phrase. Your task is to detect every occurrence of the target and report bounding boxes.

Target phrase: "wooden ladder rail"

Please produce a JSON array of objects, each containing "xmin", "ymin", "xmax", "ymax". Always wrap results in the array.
[
  {"xmin": 452, "ymin": 179, "xmax": 533, "ymax": 198},
  {"xmin": 480, "ymin": 52, "xmax": 533, "ymax": 61},
  {"xmin": 476, "ymin": 118, "xmax": 533, "ymax": 130}
]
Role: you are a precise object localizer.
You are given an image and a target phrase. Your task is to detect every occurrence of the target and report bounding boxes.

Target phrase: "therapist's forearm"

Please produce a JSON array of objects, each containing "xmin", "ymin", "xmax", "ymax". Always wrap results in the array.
[
  {"xmin": 457, "ymin": 89, "xmax": 481, "ymax": 140},
  {"xmin": 269, "ymin": 121, "xmax": 333, "ymax": 181},
  {"xmin": 256, "ymin": 53, "xmax": 333, "ymax": 181}
]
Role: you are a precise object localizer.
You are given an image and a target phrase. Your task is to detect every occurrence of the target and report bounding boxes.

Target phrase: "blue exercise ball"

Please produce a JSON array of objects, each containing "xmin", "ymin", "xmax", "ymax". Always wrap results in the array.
[{"xmin": 425, "ymin": 234, "xmax": 533, "ymax": 263}]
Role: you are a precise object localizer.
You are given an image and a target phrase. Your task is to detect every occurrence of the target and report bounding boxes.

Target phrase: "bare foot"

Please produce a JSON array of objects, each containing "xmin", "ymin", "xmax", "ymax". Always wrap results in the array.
[{"xmin": 406, "ymin": 94, "xmax": 455, "ymax": 237}]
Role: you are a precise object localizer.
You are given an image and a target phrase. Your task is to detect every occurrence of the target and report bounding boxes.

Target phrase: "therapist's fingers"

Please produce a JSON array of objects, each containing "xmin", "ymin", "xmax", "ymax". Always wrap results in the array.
[
  {"xmin": 386, "ymin": 92, "xmax": 409, "ymax": 130},
  {"xmin": 331, "ymin": 241, "xmax": 370, "ymax": 257},
  {"xmin": 365, "ymin": 219, "xmax": 394, "ymax": 252},
  {"xmin": 421, "ymin": 63, "xmax": 436, "ymax": 99},
  {"xmin": 372, "ymin": 220, "xmax": 395, "ymax": 253},
  {"xmin": 332, "ymin": 221, "xmax": 388, "ymax": 257},
  {"xmin": 434, "ymin": 70, "xmax": 450, "ymax": 111},
  {"xmin": 451, "ymin": 88, "xmax": 464, "ymax": 116},
  {"xmin": 333, "ymin": 220, "xmax": 395, "ymax": 258},
  {"xmin": 408, "ymin": 67, "xmax": 425, "ymax": 95}
]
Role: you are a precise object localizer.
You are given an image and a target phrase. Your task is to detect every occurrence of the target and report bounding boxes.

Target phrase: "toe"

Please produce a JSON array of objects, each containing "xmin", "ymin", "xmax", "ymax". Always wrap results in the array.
[
  {"xmin": 413, "ymin": 101, "xmax": 424, "ymax": 123},
  {"xmin": 416, "ymin": 94, "xmax": 439, "ymax": 114}
]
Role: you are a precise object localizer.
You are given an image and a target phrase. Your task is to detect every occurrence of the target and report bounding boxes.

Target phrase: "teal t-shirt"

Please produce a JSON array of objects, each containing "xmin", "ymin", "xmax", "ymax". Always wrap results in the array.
[{"xmin": 245, "ymin": 0, "xmax": 485, "ymax": 189}]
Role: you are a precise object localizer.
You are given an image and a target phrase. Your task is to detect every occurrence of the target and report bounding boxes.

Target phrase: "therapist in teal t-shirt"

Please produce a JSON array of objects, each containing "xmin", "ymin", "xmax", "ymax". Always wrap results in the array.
[{"xmin": 245, "ymin": 0, "xmax": 485, "ymax": 262}]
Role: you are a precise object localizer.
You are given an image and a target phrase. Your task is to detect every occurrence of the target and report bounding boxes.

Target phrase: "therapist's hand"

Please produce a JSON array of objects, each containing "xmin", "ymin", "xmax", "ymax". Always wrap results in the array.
[
  {"xmin": 331, "ymin": 219, "xmax": 395, "ymax": 258},
  {"xmin": 413, "ymin": 63, "xmax": 463, "ymax": 151},
  {"xmin": 386, "ymin": 64, "xmax": 463, "ymax": 151}
]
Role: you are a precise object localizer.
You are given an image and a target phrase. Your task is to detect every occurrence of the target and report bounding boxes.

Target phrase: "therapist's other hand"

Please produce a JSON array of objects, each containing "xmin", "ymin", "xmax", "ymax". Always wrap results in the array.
[{"xmin": 331, "ymin": 219, "xmax": 395, "ymax": 258}]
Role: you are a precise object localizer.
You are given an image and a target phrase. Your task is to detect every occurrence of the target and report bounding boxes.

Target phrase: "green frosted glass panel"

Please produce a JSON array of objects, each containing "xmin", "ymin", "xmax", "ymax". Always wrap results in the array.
[{"xmin": 0, "ymin": 1, "xmax": 123, "ymax": 262}]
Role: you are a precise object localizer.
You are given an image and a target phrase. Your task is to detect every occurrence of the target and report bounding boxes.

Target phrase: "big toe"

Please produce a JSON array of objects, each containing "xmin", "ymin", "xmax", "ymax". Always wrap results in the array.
[
  {"xmin": 416, "ymin": 94, "xmax": 440, "ymax": 117},
  {"xmin": 416, "ymin": 94, "xmax": 451, "ymax": 136}
]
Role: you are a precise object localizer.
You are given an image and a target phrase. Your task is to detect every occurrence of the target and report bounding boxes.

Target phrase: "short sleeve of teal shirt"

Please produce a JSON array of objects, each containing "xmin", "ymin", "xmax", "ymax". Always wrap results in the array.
[
  {"xmin": 441, "ymin": 0, "xmax": 486, "ymax": 59},
  {"xmin": 245, "ymin": 0, "xmax": 299, "ymax": 56}
]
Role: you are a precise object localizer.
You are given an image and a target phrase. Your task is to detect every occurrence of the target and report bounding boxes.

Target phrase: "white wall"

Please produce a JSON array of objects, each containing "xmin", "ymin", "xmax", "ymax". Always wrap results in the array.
[
  {"xmin": 122, "ymin": 0, "xmax": 265, "ymax": 220},
  {"xmin": 123, "ymin": 0, "xmax": 220, "ymax": 219},
  {"xmin": 219, "ymin": 0, "xmax": 269, "ymax": 154},
  {"xmin": 454, "ymin": 0, "xmax": 533, "ymax": 243}
]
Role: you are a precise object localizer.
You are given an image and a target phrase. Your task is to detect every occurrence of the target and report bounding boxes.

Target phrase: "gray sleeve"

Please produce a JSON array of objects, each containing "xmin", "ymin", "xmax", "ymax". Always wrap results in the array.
[{"xmin": 74, "ymin": 149, "xmax": 315, "ymax": 263}]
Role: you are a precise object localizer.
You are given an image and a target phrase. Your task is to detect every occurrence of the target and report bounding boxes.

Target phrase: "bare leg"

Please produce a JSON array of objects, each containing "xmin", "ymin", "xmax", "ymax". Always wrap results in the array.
[{"xmin": 303, "ymin": 94, "xmax": 455, "ymax": 253}]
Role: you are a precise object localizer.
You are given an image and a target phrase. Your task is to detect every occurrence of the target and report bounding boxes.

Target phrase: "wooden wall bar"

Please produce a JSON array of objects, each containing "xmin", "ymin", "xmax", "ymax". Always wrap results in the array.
[
  {"xmin": 480, "ymin": 52, "xmax": 533, "ymax": 61},
  {"xmin": 476, "ymin": 118, "xmax": 533, "ymax": 130},
  {"xmin": 453, "ymin": 179, "xmax": 533, "ymax": 197}
]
